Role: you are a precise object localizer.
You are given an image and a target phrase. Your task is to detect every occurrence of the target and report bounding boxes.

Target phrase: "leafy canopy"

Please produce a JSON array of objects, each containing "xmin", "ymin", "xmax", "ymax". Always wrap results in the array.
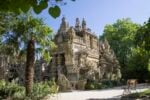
[
  {"xmin": 135, "ymin": 18, "xmax": 150, "ymax": 52},
  {"xmin": 1, "ymin": 13, "xmax": 56, "ymax": 62},
  {"xmin": 100, "ymin": 18, "xmax": 142, "ymax": 80},
  {"xmin": 101, "ymin": 18, "xmax": 150, "ymax": 81},
  {"xmin": 101, "ymin": 18, "xmax": 140, "ymax": 63},
  {"xmin": 0, "ymin": 0, "xmax": 76, "ymax": 18}
]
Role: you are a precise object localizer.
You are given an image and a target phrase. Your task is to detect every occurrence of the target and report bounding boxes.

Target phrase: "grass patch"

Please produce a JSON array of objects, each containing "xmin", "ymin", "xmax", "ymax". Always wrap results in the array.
[
  {"xmin": 138, "ymin": 89, "xmax": 150, "ymax": 97},
  {"xmin": 122, "ymin": 89, "xmax": 150, "ymax": 99}
]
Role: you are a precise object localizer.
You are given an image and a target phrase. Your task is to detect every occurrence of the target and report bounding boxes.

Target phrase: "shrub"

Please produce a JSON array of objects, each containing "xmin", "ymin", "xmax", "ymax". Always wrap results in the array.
[
  {"xmin": 31, "ymin": 80, "xmax": 58, "ymax": 99},
  {"xmin": 101, "ymin": 80, "xmax": 121, "ymax": 88},
  {"xmin": 85, "ymin": 80, "xmax": 103, "ymax": 90},
  {"xmin": 0, "ymin": 80, "xmax": 58, "ymax": 100},
  {"xmin": 101, "ymin": 80, "xmax": 113, "ymax": 88},
  {"xmin": 85, "ymin": 80, "xmax": 120, "ymax": 90},
  {"xmin": 0, "ymin": 80, "xmax": 25, "ymax": 99}
]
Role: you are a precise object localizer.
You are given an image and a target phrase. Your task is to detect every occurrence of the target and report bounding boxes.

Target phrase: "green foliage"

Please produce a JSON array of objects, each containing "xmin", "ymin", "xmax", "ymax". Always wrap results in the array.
[
  {"xmin": 0, "ymin": 80, "xmax": 59, "ymax": 100},
  {"xmin": 135, "ymin": 18, "xmax": 150, "ymax": 52},
  {"xmin": 1, "ymin": 12, "xmax": 55, "ymax": 62},
  {"xmin": 122, "ymin": 89, "xmax": 150, "ymax": 99},
  {"xmin": 85, "ymin": 80, "xmax": 119, "ymax": 90},
  {"xmin": 101, "ymin": 18, "xmax": 140, "ymax": 68},
  {"xmin": 0, "ymin": 12, "xmax": 56, "ymax": 96},
  {"xmin": 0, "ymin": 12, "xmax": 17, "ymax": 37},
  {"xmin": 30, "ymin": 81, "xmax": 59, "ymax": 99},
  {"xmin": 101, "ymin": 18, "xmax": 150, "ymax": 82},
  {"xmin": 49, "ymin": 5, "xmax": 61, "ymax": 19},
  {"xmin": 141, "ymin": 89, "xmax": 150, "ymax": 96},
  {"xmin": 85, "ymin": 82, "xmax": 96, "ymax": 90},
  {"xmin": 0, "ymin": 0, "xmax": 75, "ymax": 18},
  {"xmin": 100, "ymin": 18, "xmax": 150, "ymax": 81},
  {"xmin": 0, "ymin": 80, "xmax": 25, "ymax": 99},
  {"xmin": 126, "ymin": 47, "xmax": 150, "ymax": 81}
]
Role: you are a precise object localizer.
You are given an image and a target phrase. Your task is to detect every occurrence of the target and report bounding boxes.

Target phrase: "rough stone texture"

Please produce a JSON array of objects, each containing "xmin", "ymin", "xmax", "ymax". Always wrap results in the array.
[
  {"xmin": 57, "ymin": 74, "xmax": 72, "ymax": 91},
  {"xmin": 0, "ymin": 55, "xmax": 25, "ymax": 84},
  {"xmin": 0, "ymin": 56, "xmax": 48, "ymax": 84},
  {"xmin": 49, "ymin": 17, "xmax": 121, "ymax": 90},
  {"xmin": 76, "ymin": 79, "xmax": 87, "ymax": 90},
  {"xmin": 99, "ymin": 39, "xmax": 121, "ymax": 81}
]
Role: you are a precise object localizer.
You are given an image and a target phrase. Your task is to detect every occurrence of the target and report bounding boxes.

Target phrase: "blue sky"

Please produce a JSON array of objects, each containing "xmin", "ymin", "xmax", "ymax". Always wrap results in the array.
[{"xmin": 37, "ymin": 0, "xmax": 150, "ymax": 36}]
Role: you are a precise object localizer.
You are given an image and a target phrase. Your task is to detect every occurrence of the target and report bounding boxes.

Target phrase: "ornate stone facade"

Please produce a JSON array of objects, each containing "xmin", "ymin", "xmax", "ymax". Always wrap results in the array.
[
  {"xmin": 49, "ymin": 17, "xmax": 121, "ymax": 89},
  {"xmin": 0, "ymin": 17, "xmax": 121, "ymax": 90}
]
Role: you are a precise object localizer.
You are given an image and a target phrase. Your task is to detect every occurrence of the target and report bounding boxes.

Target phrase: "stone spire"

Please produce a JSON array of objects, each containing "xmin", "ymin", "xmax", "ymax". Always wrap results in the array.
[
  {"xmin": 75, "ymin": 18, "xmax": 80, "ymax": 27},
  {"xmin": 75, "ymin": 18, "xmax": 81, "ymax": 31},
  {"xmin": 82, "ymin": 18, "xmax": 86, "ymax": 30},
  {"xmin": 67, "ymin": 27, "xmax": 75, "ymax": 38},
  {"xmin": 59, "ymin": 17, "xmax": 69, "ymax": 33},
  {"xmin": 104, "ymin": 38, "xmax": 110, "ymax": 50}
]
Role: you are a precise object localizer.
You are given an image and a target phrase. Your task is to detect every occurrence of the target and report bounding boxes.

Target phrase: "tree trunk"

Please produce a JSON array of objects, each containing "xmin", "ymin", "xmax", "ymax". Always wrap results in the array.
[{"xmin": 25, "ymin": 39, "xmax": 35, "ymax": 96}]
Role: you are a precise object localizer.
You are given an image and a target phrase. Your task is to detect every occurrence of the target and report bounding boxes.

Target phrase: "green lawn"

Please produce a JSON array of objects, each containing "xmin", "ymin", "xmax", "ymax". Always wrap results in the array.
[{"xmin": 122, "ymin": 89, "xmax": 150, "ymax": 99}]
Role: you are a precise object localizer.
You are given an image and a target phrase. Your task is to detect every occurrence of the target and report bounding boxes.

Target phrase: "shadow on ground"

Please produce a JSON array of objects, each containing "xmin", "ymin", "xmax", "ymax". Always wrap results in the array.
[
  {"xmin": 86, "ymin": 98, "xmax": 120, "ymax": 100},
  {"xmin": 86, "ymin": 97, "xmax": 150, "ymax": 100}
]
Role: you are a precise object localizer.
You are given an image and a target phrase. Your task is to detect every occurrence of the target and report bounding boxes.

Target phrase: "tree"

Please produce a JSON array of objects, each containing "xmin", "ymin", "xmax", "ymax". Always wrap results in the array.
[
  {"xmin": 127, "ymin": 47, "xmax": 149, "ymax": 82},
  {"xmin": 100, "ymin": 18, "xmax": 140, "ymax": 79},
  {"xmin": 0, "ymin": 12, "xmax": 16, "ymax": 35},
  {"xmin": 135, "ymin": 18, "xmax": 150, "ymax": 52},
  {"xmin": 1, "ymin": 13, "xmax": 55, "ymax": 95},
  {"xmin": 134, "ymin": 18, "xmax": 150, "ymax": 80},
  {"xmin": 0, "ymin": 0, "xmax": 75, "ymax": 18},
  {"xmin": 0, "ymin": 12, "xmax": 17, "ymax": 56}
]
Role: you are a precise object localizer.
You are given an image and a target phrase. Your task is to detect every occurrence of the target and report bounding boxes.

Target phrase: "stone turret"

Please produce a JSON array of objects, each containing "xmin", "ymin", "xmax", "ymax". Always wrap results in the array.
[
  {"xmin": 59, "ymin": 17, "xmax": 69, "ymax": 33},
  {"xmin": 75, "ymin": 18, "xmax": 81, "ymax": 31},
  {"xmin": 82, "ymin": 18, "xmax": 86, "ymax": 30}
]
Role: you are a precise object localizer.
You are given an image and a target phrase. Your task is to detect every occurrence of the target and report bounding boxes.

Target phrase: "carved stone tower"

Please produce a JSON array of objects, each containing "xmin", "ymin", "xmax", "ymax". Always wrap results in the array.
[{"xmin": 82, "ymin": 18, "xmax": 86, "ymax": 30}]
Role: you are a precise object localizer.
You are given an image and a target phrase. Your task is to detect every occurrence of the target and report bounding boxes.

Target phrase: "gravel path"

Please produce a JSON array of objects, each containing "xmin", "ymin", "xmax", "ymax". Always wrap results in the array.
[{"xmin": 47, "ymin": 84, "xmax": 150, "ymax": 100}]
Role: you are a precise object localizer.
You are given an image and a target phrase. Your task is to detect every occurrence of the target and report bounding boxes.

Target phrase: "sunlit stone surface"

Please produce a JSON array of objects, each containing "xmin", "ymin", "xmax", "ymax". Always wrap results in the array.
[{"xmin": 49, "ymin": 17, "xmax": 121, "ymax": 90}]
